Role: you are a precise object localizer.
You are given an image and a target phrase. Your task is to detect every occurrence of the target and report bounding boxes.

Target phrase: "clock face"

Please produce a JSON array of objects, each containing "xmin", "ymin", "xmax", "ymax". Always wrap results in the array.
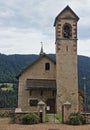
[{"xmin": 63, "ymin": 24, "xmax": 71, "ymax": 39}]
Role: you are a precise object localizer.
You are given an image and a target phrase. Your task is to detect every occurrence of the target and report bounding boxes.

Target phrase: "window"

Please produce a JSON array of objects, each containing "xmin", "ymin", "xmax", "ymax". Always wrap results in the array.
[
  {"xmin": 45, "ymin": 63, "xmax": 50, "ymax": 70},
  {"xmin": 66, "ymin": 45, "xmax": 68, "ymax": 52},
  {"xmin": 63, "ymin": 23, "xmax": 72, "ymax": 39},
  {"xmin": 29, "ymin": 100, "xmax": 38, "ymax": 106}
]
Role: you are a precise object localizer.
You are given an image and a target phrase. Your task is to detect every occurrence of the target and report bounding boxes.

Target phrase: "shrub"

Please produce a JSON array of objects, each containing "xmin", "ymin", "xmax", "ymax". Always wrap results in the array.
[
  {"xmin": 67, "ymin": 112, "xmax": 86, "ymax": 125},
  {"xmin": 55, "ymin": 114, "xmax": 62, "ymax": 123},
  {"xmin": 22, "ymin": 113, "xmax": 40, "ymax": 125}
]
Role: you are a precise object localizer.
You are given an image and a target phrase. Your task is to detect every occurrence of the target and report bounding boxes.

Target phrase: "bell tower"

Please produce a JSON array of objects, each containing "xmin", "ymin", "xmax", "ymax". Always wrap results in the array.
[{"xmin": 54, "ymin": 6, "xmax": 79, "ymax": 114}]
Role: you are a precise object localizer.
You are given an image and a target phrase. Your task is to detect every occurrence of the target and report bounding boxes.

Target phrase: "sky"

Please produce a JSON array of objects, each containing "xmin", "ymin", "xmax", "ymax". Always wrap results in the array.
[{"xmin": 0, "ymin": 0, "xmax": 90, "ymax": 57}]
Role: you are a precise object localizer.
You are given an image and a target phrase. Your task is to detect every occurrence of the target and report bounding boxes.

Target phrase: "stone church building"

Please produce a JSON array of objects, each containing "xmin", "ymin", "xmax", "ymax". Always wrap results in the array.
[{"xmin": 17, "ymin": 6, "xmax": 82, "ymax": 114}]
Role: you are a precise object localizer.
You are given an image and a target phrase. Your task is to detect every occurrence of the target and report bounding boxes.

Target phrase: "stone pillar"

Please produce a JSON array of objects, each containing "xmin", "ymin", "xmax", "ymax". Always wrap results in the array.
[
  {"xmin": 38, "ymin": 101, "xmax": 46, "ymax": 123},
  {"xmin": 63, "ymin": 101, "xmax": 71, "ymax": 122},
  {"xmin": 15, "ymin": 108, "xmax": 23, "ymax": 124}
]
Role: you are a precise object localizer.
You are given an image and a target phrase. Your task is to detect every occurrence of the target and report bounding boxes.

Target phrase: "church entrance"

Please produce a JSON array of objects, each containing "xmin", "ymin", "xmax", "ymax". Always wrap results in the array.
[{"xmin": 46, "ymin": 98, "xmax": 56, "ymax": 113}]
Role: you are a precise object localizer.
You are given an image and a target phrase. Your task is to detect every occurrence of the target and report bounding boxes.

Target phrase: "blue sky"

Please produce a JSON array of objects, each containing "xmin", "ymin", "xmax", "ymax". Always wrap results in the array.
[{"xmin": 0, "ymin": 0, "xmax": 90, "ymax": 57}]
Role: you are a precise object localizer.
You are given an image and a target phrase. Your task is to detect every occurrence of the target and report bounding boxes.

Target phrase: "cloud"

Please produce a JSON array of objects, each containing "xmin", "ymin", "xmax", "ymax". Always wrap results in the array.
[
  {"xmin": 78, "ymin": 39, "xmax": 90, "ymax": 57},
  {"xmin": 0, "ymin": 27, "xmax": 54, "ymax": 54},
  {"xmin": 0, "ymin": 0, "xmax": 90, "ymax": 56}
]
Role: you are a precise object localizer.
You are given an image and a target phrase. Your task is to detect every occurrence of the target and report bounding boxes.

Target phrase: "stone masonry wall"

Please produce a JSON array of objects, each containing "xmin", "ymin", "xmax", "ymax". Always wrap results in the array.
[{"xmin": 18, "ymin": 56, "xmax": 56, "ymax": 112}]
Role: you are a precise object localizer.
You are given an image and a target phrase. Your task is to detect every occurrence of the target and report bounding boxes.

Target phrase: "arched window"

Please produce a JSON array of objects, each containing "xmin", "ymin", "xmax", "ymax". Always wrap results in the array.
[
  {"xmin": 45, "ymin": 63, "xmax": 50, "ymax": 71},
  {"xmin": 63, "ymin": 23, "xmax": 72, "ymax": 39}
]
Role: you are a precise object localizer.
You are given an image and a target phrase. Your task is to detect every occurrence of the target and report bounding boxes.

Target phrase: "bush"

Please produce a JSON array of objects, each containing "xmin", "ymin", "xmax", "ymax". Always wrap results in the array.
[
  {"xmin": 22, "ymin": 113, "xmax": 40, "ymax": 125},
  {"xmin": 67, "ymin": 112, "xmax": 86, "ymax": 125},
  {"xmin": 55, "ymin": 114, "xmax": 62, "ymax": 123}
]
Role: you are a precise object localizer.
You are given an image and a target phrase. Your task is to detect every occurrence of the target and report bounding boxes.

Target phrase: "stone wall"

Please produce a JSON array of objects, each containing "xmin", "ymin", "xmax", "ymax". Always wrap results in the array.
[
  {"xmin": 55, "ymin": 8, "xmax": 79, "ymax": 114},
  {"xmin": 0, "ymin": 108, "xmax": 15, "ymax": 116},
  {"xmin": 18, "ymin": 55, "xmax": 56, "ymax": 112},
  {"xmin": 82, "ymin": 113, "xmax": 90, "ymax": 124}
]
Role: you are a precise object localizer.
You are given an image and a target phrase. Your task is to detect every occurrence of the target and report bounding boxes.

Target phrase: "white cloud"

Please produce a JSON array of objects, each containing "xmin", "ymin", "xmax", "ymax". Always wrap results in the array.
[
  {"xmin": 0, "ymin": 27, "xmax": 54, "ymax": 54},
  {"xmin": 0, "ymin": 0, "xmax": 90, "ymax": 57},
  {"xmin": 78, "ymin": 39, "xmax": 90, "ymax": 57}
]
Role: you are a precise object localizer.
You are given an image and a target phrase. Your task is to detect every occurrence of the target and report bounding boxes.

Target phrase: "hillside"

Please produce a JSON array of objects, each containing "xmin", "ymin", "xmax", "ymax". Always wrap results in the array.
[
  {"xmin": 0, "ymin": 54, "xmax": 39, "ymax": 83},
  {"xmin": 0, "ymin": 53, "xmax": 90, "ymax": 85},
  {"xmin": 0, "ymin": 53, "xmax": 90, "ymax": 109}
]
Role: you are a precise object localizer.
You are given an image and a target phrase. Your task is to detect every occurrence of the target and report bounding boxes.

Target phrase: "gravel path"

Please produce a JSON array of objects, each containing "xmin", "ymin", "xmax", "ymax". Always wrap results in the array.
[
  {"xmin": 0, "ymin": 118, "xmax": 90, "ymax": 130},
  {"xmin": 0, "ymin": 123, "xmax": 90, "ymax": 130}
]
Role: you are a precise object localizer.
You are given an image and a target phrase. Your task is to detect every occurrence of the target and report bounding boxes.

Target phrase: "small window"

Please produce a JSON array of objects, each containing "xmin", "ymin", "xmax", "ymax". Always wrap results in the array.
[
  {"xmin": 29, "ymin": 100, "xmax": 38, "ymax": 106},
  {"xmin": 45, "ymin": 63, "xmax": 50, "ymax": 70},
  {"xmin": 66, "ymin": 45, "xmax": 68, "ymax": 52}
]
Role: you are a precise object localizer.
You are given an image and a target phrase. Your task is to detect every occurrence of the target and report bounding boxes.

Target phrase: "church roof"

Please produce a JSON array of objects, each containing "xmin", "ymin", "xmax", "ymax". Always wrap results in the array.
[
  {"xmin": 17, "ymin": 53, "xmax": 56, "ymax": 78},
  {"xmin": 54, "ymin": 5, "xmax": 79, "ymax": 26}
]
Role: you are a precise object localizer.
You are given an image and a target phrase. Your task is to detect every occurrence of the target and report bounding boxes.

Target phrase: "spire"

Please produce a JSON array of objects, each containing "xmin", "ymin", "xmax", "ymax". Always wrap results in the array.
[{"xmin": 40, "ymin": 42, "xmax": 44, "ymax": 55}]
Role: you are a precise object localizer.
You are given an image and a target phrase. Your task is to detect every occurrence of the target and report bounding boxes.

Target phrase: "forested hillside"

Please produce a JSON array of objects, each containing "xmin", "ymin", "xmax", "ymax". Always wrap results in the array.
[
  {"xmin": 0, "ymin": 54, "xmax": 39, "ymax": 83},
  {"xmin": 0, "ymin": 53, "xmax": 90, "ymax": 110},
  {"xmin": 0, "ymin": 53, "xmax": 90, "ymax": 87}
]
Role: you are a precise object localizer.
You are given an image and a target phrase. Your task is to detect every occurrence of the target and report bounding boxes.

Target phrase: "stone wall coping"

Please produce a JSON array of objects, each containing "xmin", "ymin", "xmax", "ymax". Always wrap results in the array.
[
  {"xmin": 63, "ymin": 101, "xmax": 71, "ymax": 106},
  {"xmin": 15, "ymin": 108, "xmax": 22, "ymax": 113},
  {"xmin": 38, "ymin": 101, "xmax": 45, "ymax": 105}
]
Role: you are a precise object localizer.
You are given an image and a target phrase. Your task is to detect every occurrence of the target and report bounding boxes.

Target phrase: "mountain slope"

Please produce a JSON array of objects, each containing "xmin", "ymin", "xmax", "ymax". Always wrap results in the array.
[{"xmin": 0, "ymin": 53, "xmax": 90, "ymax": 90}]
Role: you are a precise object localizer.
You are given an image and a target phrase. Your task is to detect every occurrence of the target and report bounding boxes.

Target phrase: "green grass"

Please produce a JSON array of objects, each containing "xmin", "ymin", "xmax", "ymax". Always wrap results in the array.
[
  {"xmin": 55, "ymin": 114, "xmax": 62, "ymax": 123},
  {"xmin": 45, "ymin": 114, "xmax": 49, "ymax": 122},
  {"xmin": 0, "ymin": 83, "xmax": 14, "ymax": 91}
]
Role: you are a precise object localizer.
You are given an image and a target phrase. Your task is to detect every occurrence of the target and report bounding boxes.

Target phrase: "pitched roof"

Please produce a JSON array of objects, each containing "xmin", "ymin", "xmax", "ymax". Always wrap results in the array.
[
  {"xmin": 54, "ymin": 5, "xmax": 79, "ymax": 26},
  {"xmin": 16, "ymin": 53, "xmax": 56, "ymax": 78}
]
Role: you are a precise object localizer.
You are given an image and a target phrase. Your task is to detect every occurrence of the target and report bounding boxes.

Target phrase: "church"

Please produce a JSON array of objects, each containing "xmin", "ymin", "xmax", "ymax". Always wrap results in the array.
[{"xmin": 17, "ymin": 6, "xmax": 83, "ymax": 114}]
